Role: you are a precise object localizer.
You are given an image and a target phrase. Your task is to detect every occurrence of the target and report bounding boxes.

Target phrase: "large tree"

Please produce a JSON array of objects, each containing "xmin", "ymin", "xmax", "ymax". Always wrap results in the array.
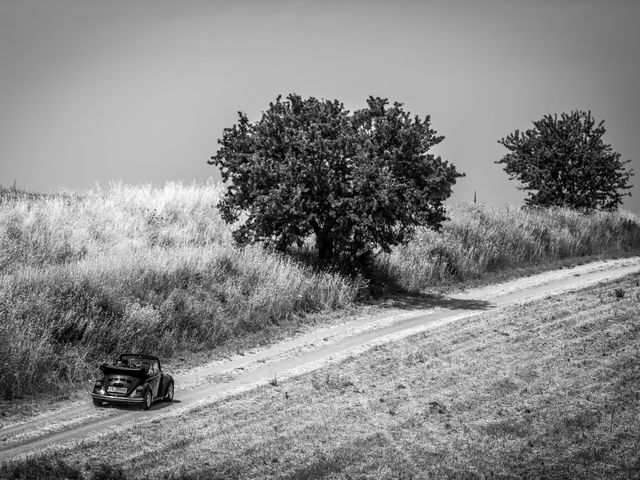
[
  {"xmin": 497, "ymin": 110, "xmax": 633, "ymax": 210},
  {"xmin": 209, "ymin": 94, "xmax": 463, "ymax": 267}
]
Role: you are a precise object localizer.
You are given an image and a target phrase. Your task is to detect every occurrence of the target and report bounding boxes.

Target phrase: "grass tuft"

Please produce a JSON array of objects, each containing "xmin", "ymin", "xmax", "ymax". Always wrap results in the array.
[{"xmin": 0, "ymin": 454, "xmax": 83, "ymax": 480}]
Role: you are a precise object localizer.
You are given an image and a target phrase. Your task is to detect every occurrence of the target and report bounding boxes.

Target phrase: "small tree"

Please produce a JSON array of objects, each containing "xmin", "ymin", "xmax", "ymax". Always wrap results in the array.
[
  {"xmin": 209, "ymin": 94, "xmax": 463, "ymax": 268},
  {"xmin": 497, "ymin": 110, "xmax": 633, "ymax": 210}
]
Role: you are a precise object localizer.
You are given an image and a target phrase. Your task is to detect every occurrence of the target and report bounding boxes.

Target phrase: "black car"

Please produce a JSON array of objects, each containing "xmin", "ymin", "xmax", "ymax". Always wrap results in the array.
[{"xmin": 91, "ymin": 353, "xmax": 174, "ymax": 410}]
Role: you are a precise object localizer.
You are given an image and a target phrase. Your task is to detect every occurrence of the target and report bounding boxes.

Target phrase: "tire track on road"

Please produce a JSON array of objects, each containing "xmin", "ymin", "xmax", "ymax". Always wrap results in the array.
[{"xmin": 2, "ymin": 257, "xmax": 639, "ymax": 461}]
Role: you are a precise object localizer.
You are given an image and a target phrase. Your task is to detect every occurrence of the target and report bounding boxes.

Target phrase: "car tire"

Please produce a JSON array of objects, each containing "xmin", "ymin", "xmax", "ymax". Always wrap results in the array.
[
  {"xmin": 92, "ymin": 398, "xmax": 102, "ymax": 407},
  {"xmin": 143, "ymin": 388, "xmax": 153, "ymax": 411},
  {"xmin": 164, "ymin": 381, "xmax": 174, "ymax": 402}
]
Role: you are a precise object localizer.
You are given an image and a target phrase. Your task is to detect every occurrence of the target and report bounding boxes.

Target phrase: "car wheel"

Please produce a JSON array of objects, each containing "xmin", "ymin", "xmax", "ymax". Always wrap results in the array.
[
  {"xmin": 143, "ymin": 388, "xmax": 153, "ymax": 410},
  {"xmin": 92, "ymin": 398, "xmax": 102, "ymax": 407},
  {"xmin": 164, "ymin": 381, "xmax": 174, "ymax": 402}
]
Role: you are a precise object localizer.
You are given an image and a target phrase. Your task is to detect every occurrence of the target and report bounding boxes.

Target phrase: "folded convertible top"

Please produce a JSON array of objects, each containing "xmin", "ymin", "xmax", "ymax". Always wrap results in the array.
[{"xmin": 99, "ymin": 363, "xmax": 147, "ymax": 377}]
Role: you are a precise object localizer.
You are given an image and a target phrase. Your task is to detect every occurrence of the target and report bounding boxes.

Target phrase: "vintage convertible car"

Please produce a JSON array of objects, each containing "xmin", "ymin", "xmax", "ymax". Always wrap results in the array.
[{"xmin": 90, "ymin": 353, "xmax": 174, "ymax": 410}]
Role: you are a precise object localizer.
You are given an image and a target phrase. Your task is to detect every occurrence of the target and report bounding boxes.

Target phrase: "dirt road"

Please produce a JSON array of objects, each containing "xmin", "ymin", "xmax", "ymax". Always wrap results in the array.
[{"xmin": 2, "ymin": 256, "xmax": 639, "ymax": 461}]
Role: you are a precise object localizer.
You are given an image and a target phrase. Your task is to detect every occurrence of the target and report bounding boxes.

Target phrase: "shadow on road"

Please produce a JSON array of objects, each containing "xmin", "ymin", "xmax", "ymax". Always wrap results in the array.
[
  {"xmin": 99, "ymin": 399, "xmax": 181, "ymax": 412},
  {"xmin": 376, "ymin": 293, "xmax": 494, "ymax": 311},
  {"xmin": 149, "ymin": 399, "xmax": 181, "ymax": 411}
]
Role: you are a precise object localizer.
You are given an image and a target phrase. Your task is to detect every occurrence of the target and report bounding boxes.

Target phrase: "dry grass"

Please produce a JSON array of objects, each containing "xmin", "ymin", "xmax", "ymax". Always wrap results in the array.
[
  {"xmin": 1, "ymin": 182, "xmax": 639, "ymax": 401},
  {"xmin": 381, "ymin": 203, "xmax": 640, "ymax": 291},
  {"xmin": 5, "ymin": 274, "xmax": 639, "ymax": 479},
  {"xmin": 0, "ymin": 182, "xmax": 358, "ymax": 400}
]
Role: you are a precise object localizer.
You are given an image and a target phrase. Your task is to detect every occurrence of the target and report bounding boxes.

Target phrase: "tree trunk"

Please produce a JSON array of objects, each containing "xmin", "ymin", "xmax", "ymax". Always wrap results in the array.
[{"xmin": 316, "ymin": 229, "xmax": 334, "ymax": 267}]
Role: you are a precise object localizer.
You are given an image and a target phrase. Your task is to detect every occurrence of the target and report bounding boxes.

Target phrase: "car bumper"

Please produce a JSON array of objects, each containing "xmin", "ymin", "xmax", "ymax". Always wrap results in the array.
[{"xmin": 91, "ymin": 392, "xmax": 144, "ymax": 405}]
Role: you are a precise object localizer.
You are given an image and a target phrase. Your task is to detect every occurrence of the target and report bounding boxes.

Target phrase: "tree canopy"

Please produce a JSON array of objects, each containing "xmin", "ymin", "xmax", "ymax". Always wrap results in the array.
[
  {"xmin": 209, "ymin": 94, "xmax": 463, "ymax": 268},
  {"xmin": 496, "ymin": 110, "xmax": 633, "ymax": 210}
]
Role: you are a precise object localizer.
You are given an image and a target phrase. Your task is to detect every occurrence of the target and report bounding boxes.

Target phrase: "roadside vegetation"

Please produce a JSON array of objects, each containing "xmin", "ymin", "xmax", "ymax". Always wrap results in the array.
[
  {"xmin": 1, "ymin": 182, "xmax": 640, "ymax": 401},
  {"xmin": 382, "ymin": 203, "xmax": 640, "ymax": 292},
  {"xmin": 3, "ymin": 274, "xmax": 639, "ymax": 479},
  {"xmin": 0, "ymin": 182, "xmax": 358, "ymax": 401}
]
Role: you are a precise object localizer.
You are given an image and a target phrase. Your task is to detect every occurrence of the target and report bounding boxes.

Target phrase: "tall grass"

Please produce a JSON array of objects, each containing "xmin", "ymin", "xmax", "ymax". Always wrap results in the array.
[
  {"xmin": 381, "ymin": 203, "xmax": 640, "ymax": 292},
  {"xmin": 0, "ymin": 182, "xmax": 357, "ymax": 400},
  {"xmin": 1, "ymin": 183, "xmax": 639, "ymax": 400}
]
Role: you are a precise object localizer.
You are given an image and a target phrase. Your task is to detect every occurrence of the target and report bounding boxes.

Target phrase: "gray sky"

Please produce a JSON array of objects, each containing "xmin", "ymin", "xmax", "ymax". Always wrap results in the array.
[{"xmin": 1, "ymin": 0, "xmax": 639, "ymax": 211}]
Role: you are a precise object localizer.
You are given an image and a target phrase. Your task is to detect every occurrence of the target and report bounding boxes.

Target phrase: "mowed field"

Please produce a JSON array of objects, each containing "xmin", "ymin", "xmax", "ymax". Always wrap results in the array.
[
  {"xmin": 3, "ymin": 273, "xmax": 639, "ymax": 480},
  {"xmin": 1, "ymin": 182, "xmax": 640, "ymax": 402}
]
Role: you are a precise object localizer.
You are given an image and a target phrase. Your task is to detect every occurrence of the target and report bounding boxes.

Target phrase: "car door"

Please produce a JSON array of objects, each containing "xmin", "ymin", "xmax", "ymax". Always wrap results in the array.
[{"xmin": 146, "ymin": 359, "xmax": 161, "ymax": 399}]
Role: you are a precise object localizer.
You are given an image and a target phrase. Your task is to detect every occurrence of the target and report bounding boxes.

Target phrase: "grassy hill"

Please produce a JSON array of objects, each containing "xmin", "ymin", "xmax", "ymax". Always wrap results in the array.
[
  {"xmin": 1, "ymin": 181, "xmax": 640, "ymax": 400},
  {"xmin": 3, "ymin": 272, "xmax": 639, "ymax": 479}
]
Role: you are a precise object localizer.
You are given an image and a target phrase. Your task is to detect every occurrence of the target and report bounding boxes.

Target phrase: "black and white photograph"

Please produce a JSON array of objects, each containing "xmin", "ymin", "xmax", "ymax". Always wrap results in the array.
[{"xmin": 1, "ymin": 1, "xmax": 639, "ymax": 478}]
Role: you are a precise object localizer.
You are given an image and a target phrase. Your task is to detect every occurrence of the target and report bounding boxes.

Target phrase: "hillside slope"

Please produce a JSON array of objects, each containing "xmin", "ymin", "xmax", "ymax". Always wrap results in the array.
[
  {"xmin": 1, "ymin": 182, "xmax": 640, "ymax": 401},
  {"xmin": 2, "ymin": 270, "xmax": 639, "ymax": 479}
]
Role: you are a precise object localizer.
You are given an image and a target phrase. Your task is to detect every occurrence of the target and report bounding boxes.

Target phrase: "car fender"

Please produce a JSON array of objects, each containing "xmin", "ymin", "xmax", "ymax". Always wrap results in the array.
[{"xmin": 161, "ymin": 374, "xmax": 173, "ymax": 396}]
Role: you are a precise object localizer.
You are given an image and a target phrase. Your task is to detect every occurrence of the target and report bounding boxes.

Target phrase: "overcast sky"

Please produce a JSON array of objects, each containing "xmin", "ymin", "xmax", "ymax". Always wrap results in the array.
[{"xmin": 1, "ymin": 0, "xmax": 639, "ymax": 211}]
